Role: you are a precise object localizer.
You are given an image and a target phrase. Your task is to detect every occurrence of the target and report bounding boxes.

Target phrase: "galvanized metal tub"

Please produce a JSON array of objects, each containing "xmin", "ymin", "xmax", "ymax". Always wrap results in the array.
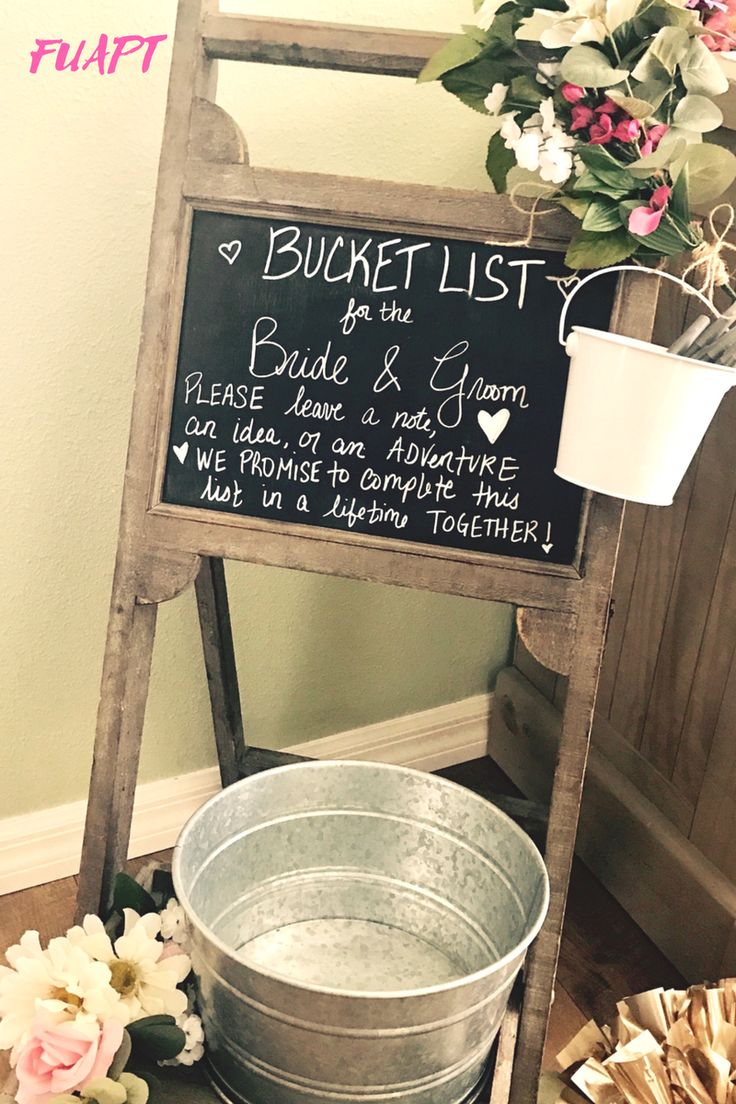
[{"xmin": 173, "ymin": 761, "xmax": 549, "ymax": 1104}]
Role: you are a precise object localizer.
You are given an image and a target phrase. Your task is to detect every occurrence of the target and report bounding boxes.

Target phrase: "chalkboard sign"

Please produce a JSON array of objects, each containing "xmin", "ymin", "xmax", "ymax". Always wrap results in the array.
[{"xmin": 162, "ymin": 210, "xmax": 615, "ymax": 566}]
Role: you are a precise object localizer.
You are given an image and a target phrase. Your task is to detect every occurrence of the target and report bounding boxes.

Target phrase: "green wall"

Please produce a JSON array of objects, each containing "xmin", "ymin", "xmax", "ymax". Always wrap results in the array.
[{"xmin": 2, "ymin": 0, "xmax": 513, "ymax": 819}]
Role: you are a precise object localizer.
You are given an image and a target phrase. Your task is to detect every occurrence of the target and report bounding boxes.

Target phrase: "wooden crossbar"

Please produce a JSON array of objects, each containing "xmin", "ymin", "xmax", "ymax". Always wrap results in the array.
[{"xmin": 202, "ymin": 14, "xmax": 445, "ymax": 76}]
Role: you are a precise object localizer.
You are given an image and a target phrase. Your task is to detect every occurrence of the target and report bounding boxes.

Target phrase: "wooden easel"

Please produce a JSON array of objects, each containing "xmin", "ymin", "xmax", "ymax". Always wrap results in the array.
[{"xmin": 76, "ymin": 4, "xmax": 661, "ymax": 1101}]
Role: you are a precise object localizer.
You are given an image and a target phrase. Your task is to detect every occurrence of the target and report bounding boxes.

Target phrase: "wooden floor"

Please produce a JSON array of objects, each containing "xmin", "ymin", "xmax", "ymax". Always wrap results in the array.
[{"xmin": 0, "ymin": 758, "xmax": 683, "ymax": 1086}]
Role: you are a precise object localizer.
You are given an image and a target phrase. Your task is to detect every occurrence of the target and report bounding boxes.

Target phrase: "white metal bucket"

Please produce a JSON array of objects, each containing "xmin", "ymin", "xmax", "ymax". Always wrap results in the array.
[{"xmin": 554, "ymin": 267, "xmax": 736, "ymax": 506}]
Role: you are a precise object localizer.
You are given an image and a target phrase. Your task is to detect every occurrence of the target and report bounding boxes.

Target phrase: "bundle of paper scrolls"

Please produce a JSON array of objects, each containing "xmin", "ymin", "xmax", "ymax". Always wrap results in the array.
[{"xmin": 555, "ymin": 980, "xmax": 736, "ymax": 1104}]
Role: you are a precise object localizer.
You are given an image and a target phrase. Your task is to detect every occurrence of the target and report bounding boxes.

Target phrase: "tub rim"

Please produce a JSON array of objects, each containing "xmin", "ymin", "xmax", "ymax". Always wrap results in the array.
[{"xmin": 172, "ymin": 759, "xmax": 550, "ymax": 1002}]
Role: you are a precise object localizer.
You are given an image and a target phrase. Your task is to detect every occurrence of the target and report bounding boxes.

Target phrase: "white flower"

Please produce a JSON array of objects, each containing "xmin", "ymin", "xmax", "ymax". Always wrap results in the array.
[
  {"xmin": 497, "ymin": 102, "xmax": 574, "ymax": 185},
  {"xmin": 67, "ymin": 910, "xmax": 190, "ymax": 1022},
  {"xmin": 484, "ymin": 82, "xmax": 509, "ymax": 117},
  {"xmin": 539, "ymin": 141, "xmax": 575, "ymax": 183},
  {"xmin": 161, "ymin": 1012, "xmax": 205, "ymax": 1068},
  {"xmin": 520, "ymin": 0, "xmax": 647, "ymax": 45},
  {"xmin": 539, "ymin": 98, "xmax": 556, "ymax": 135},
  {"xmin": 475, "ymin": 0, "xmax": 505, "ymax": 29},
  {"xmin": 500, "ymin": 113, "xmax": 522, "ymax": 147},
  {"xmin": 519, "ymin": 0, "xmax": 607, "ymax": 45},
  {"xmin": 159, "ymin": 900, "xmax": 189, "ymax": 948},
  {"xmin": 0, "ymin": 932, "xmax": 123, "ymax": 1056},
  {"xmin": 536, "ymin": 61, "xmax": 561, "ymax": 86},
  {"xmin": 515, "ymin": 131, "xmax": 542, "ymax": 172}
]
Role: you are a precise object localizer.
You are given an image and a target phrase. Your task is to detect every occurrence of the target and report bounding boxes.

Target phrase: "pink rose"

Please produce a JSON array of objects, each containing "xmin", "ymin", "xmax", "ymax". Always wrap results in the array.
[
  {"xmin": 628, "ymin": 184, "xmax": 672, "ymax": 236},
  {"xmin": 702, "ymin": 0, "xmax": 736, "ymax": 49},
  {"xmin": 14, "ymin": 1014, "xmax": 124, "ymax": 1104},
  {"xmin": 613, "ymin": 117, "xmax": 640, "ymax": 142},
  {"xmin": 640, "ymin": 123, "xmax": 668, "ymax": 157},
  {"xmin": 588, "ymin": 113, "xmax": 614, "ymax": 144},
  {"xmin": 570, "ymin": 104, "xmax": 595, "ymax": 131},
  {"xmin": 561, "ymin": 82, "xmax": 585, "ymax": 103}
]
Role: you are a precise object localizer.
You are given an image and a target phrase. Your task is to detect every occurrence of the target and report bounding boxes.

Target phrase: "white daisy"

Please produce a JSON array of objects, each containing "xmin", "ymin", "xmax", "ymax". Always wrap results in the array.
[
  {"xmin": 68, "ymin": 911, "xmax": 190, "ymax": 1022},
  {"xmin": 0, "ymin": 932, "xmax": 123, "ymax": 1055}
]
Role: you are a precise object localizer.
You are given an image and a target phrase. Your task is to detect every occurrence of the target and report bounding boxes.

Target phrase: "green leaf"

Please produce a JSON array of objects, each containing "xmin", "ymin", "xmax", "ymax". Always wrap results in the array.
[
  {"xmin": 510, "ymin": 73, "xmax": 544, "ymax": 106},
  {"xmin": 681, "ymin": 36, "xmax": 729, "ymax": 96},
  {"xmin": 111, "ymin": 874, "xmax": 157, "ymax": 918},
  {"xmin": 565, "ymin": 227, "xmax": 637, "ymax": 269},
  {"xmin": 623, "ymin": 205, "xmax": 699, "ymax": 255},
  {"xmin": 577, "ymin": 146, "xmax": 640, "ymax": 191},
  {"xmin": 670, "ymin": 163, "xmax": 690, "ymax": 221},
  {"xmin": 461, "ymin": 24, "xmax": 492, "ymax": 46},
  {"xmin": 127, "ymin": 1016, "xmax": 185, "ymax": 1062},
  {"xmin": 583, "ymin": 199, "xmax": 625, "ymax": 231},
  {"xmin": 561, "ymin": 45, "xmax": 629, "ymax": 87},
  {"xmin": 649, "ymin": 25, "xmax": 691, "ymax": 73},
  {"xmin": 604, "ymin": 88, "xmax": 654, "ymax": 119},
  {"xmin": 108, "ymin": 1031, "xmax": 132, "ymax": 1082},
  {"xmin": 417, "ymin": 34, "xmax": 484, "ymax": 83},
  {"xmin": 118, "ymin": 1074, "xmax": 150, "ymax": 1104},
  {"xmin": 631, "ymin": 48, "xmax": 670, "ymax": 83},
  {"xmin": 486, "ymin": 10, "xmax": 518, "ymax": 49},
  {"xmin": 682, "ymin": 142, "xmax": 736, "ymax": 203},
  {"xmin": 558, "ymin": 195, "xmax": 591, "ymax": 219},
  {"xmin": 486, "ymin": 131, "xmax": 515, "ymax": 194},
  {"xmin": 605, "ymin": 76, "xmax": 672, "ymax": 118},
  {"xmin": 635, "ymin": 0, "xmax": 698, "ymax": 31},
  {"xmin": 442, "ymin": 56, "xmax": 510, "ymax": 113},
  {"xmin": 573, "ymin": 171, "xmax": 639, "ymax": 199},
  {"xmin": 82, "ymin": 1078, "xmax": 127, "ymax": 1104},
  {"xmin": 628, "ymin": 137, "xmax": 687, "ymax": 176},
  {"xmin": 673, "ymin": 93, "xmax": 723, "ymax": 132}
]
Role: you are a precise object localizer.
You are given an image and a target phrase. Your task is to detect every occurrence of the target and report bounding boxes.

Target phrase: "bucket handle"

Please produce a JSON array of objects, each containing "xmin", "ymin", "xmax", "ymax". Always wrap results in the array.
[{"xmin": 557, "ymin": 264, "xmax": 719, "ymax": 347}]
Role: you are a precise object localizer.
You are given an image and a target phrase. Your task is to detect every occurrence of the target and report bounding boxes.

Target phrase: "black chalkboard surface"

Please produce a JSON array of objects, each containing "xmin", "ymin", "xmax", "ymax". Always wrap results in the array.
[{"xmin": 162, "ymin": 210, "xmax": 616, "ymax": 566}]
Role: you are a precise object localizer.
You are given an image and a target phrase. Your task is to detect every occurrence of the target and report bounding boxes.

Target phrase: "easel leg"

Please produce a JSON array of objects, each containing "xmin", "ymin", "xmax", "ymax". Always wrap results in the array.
[
  {"xmin": 195, "ymin": 556, "xmax": 245, "ymax": 787},
  {"xmin": 76, "ymin": 583, "xmax": 158, "ymax": 920},
  {"xmin": 508, "ymin": 585, "xmax": 613, "ymax": 1104}
]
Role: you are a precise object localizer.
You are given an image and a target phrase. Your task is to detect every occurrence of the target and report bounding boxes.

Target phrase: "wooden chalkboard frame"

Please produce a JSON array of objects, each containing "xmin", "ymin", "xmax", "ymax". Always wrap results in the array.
[
  {"xmin": 147, "ymin": 191, "xmax": 594, "ymax": 596},
  {"xmin": 76, "ymin": 5, "xmax": 662, "ymax": 1103}
]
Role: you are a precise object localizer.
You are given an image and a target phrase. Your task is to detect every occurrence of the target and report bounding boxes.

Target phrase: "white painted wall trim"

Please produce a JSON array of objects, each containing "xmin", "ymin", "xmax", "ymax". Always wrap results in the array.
[{"xmin": 0, "ymin": 694, "xmax": 492, "ymax": 897}]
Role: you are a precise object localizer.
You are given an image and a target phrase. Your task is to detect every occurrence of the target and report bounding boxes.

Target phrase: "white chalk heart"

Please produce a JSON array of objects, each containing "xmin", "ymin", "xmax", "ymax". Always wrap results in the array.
[
  {"xmin": 477, "ymin": 409, "xmax": 510, "ymax": 445},
  {"xmin": 548, "ymin": 274, "xmax": 582, "ymax": 300},
  {"xmin": 542, "ymin": 542, "xmax": 554, "ymax": 554},
  {"xmin": 173, "ymin": 442, "xmax": 189, "ymax": 464},
  {"xmin": 218, "ymin": 240, "xmax": 242, "ymax": 266}
]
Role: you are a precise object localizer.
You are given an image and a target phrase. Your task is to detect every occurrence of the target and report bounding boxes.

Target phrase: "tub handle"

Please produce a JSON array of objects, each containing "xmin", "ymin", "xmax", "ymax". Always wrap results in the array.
[{"xmin": 558, "ymin": 265, "xmax": 719, "ymax": 347}]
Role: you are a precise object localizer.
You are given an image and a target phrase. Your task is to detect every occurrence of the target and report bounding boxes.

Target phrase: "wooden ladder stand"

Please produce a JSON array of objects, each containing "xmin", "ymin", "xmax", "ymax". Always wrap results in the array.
[{"xmin": 76, "ymin": 4, "xmax": 660, "ymax": 1102}]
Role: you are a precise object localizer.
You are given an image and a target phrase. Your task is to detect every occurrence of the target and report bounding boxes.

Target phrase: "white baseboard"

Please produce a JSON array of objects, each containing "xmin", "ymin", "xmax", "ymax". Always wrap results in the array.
[{"xmin": 0, "ymin": 694, "xmax": 492, "ymax": 897}]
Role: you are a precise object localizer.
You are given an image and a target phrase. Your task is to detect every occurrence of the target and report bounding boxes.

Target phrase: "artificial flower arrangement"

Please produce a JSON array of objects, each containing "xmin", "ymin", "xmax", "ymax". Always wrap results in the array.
[
  {"xmin": 419, "ymin": 0, "xmax": 736, "ymax": 269},
  {"xmin": 0, "ymin": 872, "xmax": 204, "ymax": 1104}
]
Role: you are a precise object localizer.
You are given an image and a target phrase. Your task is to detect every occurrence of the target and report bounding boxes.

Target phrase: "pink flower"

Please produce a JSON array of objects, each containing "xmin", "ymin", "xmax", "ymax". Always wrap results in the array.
[
  {"xmin": 14, "ymin": 1013, "xmax": 123, "ymax": 1104},
  {"xmin": 640, "ymin": 123, "xmax": 669, "ymax": 157},
  {"xmin": 701, "ymin": 0, "xmax": 736, "ymax": 50},
  {"xmin": 628, "ymin": 184, "xmax": 672, "ymax": 236},
  {"xmin": 594, "ymin": 98, "xmax": 619, "ymax": 115},
  {"xmin": 561, "ymin": 82, "xmax": 586, "ymax": 103},
  {"xmin": 570, "ymin": 104, "xmax": 595, "ymax": 131},
  {"xmin": 613, "ymin": 117, "xmax": 641, "ymax": 142},
  {"xmin": 588, "ymin": 113, "xmax": 615, "ymax": 145}
]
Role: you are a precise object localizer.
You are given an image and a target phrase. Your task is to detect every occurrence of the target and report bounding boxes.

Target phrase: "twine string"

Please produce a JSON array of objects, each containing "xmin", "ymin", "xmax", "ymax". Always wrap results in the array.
[
  {"xmin": 486, "ymin": 185, "xmax": 736, "ymax": 309},
  {"xmin": 484, "ymin": 182, "xmax": 560, "ymax": 249},
  {"xmin": 682, "ymin": 203, "xmax": 736, "ymax": 303}
]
